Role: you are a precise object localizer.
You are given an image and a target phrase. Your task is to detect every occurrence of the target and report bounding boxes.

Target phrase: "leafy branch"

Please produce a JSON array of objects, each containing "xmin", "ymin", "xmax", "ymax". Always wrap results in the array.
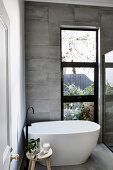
[
  {"xmin": 64, "ymin": 83, "xmax": 94, "ymax": 96},
  {"xmin": 26, "ymin": 138, "xmax": 40, "ymax": 153}
]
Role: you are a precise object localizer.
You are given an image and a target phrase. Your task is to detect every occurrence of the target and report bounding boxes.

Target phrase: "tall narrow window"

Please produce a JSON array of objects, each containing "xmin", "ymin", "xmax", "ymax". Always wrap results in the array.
[{"xmin": 61, "ymin": 28, "xmax": 98, "ymax": 122}]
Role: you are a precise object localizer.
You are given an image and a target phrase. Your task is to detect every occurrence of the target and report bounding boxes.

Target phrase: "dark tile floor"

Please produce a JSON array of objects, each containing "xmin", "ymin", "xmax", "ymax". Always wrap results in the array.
[{"xmin": 35, "ymin": 144, "xmax": 113, "ymax": 170}]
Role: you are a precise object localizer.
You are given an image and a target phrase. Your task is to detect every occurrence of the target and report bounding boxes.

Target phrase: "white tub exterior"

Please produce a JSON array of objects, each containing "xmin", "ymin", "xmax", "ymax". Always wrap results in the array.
[{"xmin": 25, "ymin": 120, "xmax": 100, "ymax": 166}]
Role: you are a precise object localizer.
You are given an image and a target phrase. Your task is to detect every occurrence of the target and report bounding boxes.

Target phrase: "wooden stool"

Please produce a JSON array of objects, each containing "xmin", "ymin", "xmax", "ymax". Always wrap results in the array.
[{"xmin": 26, "ymin": 148, "xmax": 52, "ymax": 170}]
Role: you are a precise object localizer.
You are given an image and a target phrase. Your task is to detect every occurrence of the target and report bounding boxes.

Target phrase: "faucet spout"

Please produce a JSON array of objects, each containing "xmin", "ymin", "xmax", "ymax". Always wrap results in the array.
[
  {"xmin": 26, "ymin": 106, "xmax": 34, "ymax": 116},
  {"xmin": 26, "ymin": 106, "xmax": 35, "ymax": 147},
  {"xmin": 26, "ymin": 107, "xmax": 34, "ymax": 125}
]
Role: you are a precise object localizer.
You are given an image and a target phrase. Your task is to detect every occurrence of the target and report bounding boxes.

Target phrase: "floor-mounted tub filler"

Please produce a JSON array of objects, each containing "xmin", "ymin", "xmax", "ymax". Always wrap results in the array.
[{"xmin": 24, "ymin": 120, "xmax": 100, "ymax": 166}]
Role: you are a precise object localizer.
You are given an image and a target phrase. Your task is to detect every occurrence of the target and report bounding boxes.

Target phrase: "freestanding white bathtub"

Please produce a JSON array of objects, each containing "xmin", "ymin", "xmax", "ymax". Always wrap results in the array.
[{"xmin": 25, "ymin": 120, "xmax": 100, "ymax": 166}]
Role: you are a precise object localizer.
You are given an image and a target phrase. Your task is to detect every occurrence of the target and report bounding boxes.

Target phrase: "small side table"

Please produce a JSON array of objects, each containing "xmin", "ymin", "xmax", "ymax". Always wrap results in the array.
[{"xmin": 26, "ymin": 148, "xmax": 52, "ymax": 170}]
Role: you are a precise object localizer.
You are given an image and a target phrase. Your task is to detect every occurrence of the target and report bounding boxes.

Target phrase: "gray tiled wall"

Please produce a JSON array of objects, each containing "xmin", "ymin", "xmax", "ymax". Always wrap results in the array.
[{"xmin": 25, "ymin": 1, "xmax": 113, "ymax": 122}]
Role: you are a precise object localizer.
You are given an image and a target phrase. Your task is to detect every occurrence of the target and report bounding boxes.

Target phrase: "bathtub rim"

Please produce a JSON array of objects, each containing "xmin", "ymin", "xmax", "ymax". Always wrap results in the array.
[{"xmin": 24, "ymin": 120, "xmax": 100, "ymax": 136}]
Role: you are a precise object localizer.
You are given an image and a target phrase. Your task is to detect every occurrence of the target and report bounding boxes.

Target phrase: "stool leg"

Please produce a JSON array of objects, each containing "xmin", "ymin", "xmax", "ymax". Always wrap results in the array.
[
  {"xmin": 46, "ymin": 158, "xmax": 51, "ymax": 170},
  {"xmin": 31, "ymin": 161, "xmax": 36, "ymax": 170},
  {"xmin": 28, "ymin": 160, "xmax": 32, "ymax": 170}
]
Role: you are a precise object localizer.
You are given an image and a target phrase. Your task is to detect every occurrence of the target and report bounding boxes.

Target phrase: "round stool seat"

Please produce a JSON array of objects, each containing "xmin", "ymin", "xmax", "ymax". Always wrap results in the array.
[{"xmin": 26, "ymin": 148, "xmax": 52, "ymax": 170}]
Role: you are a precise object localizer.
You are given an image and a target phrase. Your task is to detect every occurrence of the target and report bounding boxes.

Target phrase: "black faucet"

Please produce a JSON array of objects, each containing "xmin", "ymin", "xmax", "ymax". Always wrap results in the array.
[{"xmin": 26, "ymin": 106, "xmax": 35, "ymax": 147}]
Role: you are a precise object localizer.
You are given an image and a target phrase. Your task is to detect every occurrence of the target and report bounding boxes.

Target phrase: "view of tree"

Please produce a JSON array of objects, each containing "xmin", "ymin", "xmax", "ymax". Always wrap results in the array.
[
  {"xmin": 62, "ymin": 30, "xmax": 96, "ymax": 62},
  {"xmin": 62, "ymin": 30, "xmax": 96, "ymax": 81},
  {"xmin": 64, "ymin": 84, "xmax": 94, "ymax": 96},
  {"xmin": 64, "ymin": 102, "xmax": 94, "ymax": 121},
  {"xmin": 105, "ymin": 82, "xmax": 113, "ymax": 95}
]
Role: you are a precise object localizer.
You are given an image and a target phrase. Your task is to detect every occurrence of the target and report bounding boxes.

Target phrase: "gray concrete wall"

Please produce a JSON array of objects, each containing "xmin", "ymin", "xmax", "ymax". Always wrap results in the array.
[{"xmin": 25, "ymin": 2, "xmax": 113, "ymax": 124}]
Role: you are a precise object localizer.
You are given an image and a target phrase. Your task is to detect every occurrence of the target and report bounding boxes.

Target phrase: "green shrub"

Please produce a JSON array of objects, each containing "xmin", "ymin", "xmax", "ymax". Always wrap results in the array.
[
  {"xmin": 105, "ymin": 82, "xmax": 113, "ymax": 95},
  {"xmin": 64, "ymin": 84, "xmax": 94, "ymax": 120},
  {"xmin": 64, "ymin": 84, "xmax": 94, "ymax": 96}
]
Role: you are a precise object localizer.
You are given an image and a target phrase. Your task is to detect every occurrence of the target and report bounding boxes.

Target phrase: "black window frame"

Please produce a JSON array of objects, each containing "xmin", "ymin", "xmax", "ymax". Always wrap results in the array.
[{"xmin": 60, "ymin": 27, "xmax": 98, "ymax": 123}]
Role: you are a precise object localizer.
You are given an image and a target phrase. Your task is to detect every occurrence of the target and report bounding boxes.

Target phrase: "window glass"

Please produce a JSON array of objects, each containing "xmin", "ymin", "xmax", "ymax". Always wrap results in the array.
[
  {"xmin": 105, "ymin": 51, "xmax": 113, "ymax": 63},
  {"xmin": 63, "ymin": 67, "xmax": 94, "ymax": 96},
  {"xmin": 62, "ymin": 30, "xmax": 96, "ymax": 62},
  {"xmin": 64, "ymin": 102, "xmax": 94, "ymax": 121},
  {"xmin": 105, "ymin": 68, "xmax": 113, "ymax": 95},
  {"xmin": 104, "ymin": 101, "xmax": 113, "ymax": 132}
]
